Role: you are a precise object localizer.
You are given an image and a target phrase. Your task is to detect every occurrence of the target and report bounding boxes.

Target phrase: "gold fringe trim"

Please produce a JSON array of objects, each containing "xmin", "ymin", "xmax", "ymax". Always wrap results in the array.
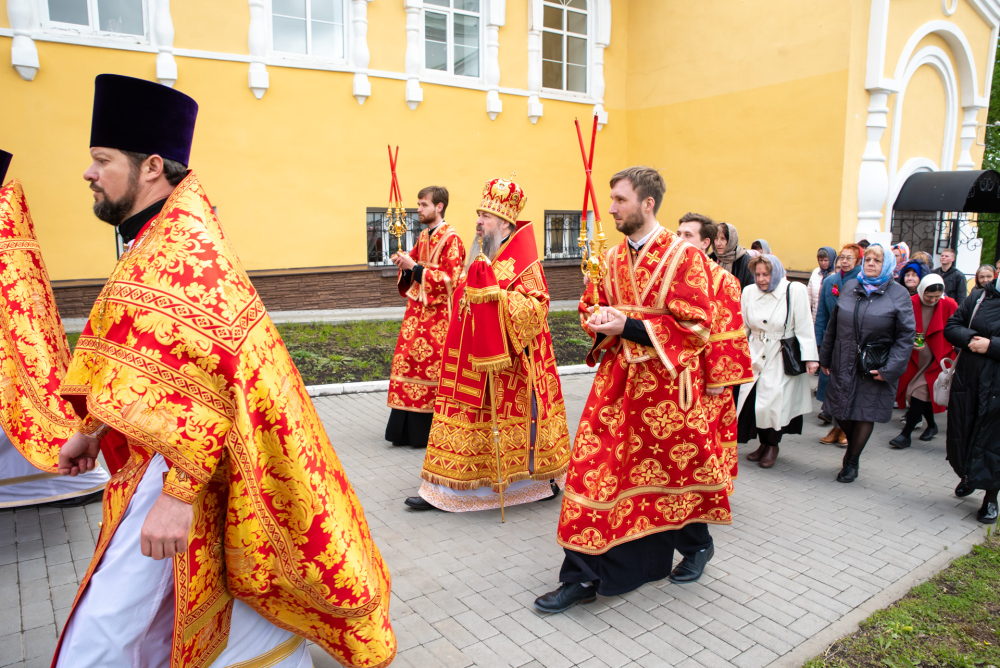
[
  {"xmin": 470, "ymin": 355, "xmax": 512, "ymax": 373},
  {"xmin": 464, "ymin": 284, "xmax": 503, "ymax": 303},
  {"xmin": 421, "ymin": 462, "xmax": 569, "ymax": 493}
]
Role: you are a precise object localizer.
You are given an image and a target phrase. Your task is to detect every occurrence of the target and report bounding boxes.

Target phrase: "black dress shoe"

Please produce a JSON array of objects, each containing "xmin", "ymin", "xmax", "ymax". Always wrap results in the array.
[
  {"xmin": 977, "ymin": 500, "xmax": 998, "ymax": 525},
  {"xmin": 889, "ymin": 434, "xmax": 911, "ymax": 449},
  {"xmin": 955, "ymin": 481, "xmax": 976, "ymax": 498},
  {"xmin": 918, "ymin": 425, "xmax": 938, "ymax": 442},
  {"xmin": 837, "ymin": 462, "xmax": 859, "ymax": 483},
  {"xmin": 47, "ymin": 490, "xmax": 104, "ymax": 508},
  {"xmin": 533, "ymin": 583, "xmax": 596, "ymax": 613},
  {"xmin": 404, "ymin": 496, "xmax": 438, "ymax": 510},
  {"xmin": 818, "ymin": 411, "xmax": 832, "ymax": 425},
  {"xmin": 668, "ymin": 544, "xmax": 714, "ymax": 584}
]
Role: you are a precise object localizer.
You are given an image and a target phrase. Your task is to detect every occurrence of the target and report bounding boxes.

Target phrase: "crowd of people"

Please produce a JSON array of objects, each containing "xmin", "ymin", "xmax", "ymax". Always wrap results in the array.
[{"xmin": 734, "ymin": 234, "xmax": 999, "ymax": 525}]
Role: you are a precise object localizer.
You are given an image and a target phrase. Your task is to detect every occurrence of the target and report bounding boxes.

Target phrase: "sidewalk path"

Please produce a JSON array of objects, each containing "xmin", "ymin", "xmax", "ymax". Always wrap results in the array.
[{"xmin": 1, "ymin": 375, "xmax": 988, "ymax": 668}]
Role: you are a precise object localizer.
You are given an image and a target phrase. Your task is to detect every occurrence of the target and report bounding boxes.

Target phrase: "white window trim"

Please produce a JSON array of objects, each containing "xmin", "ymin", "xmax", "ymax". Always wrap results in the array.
[
  {"xmin": 266, "ymin": 0, "xmax": 351, "ymax": 66},
  {"xmin": 40, "ymin": 0, "xmax": 150, "ymax": 44},
  {"xmin": 418, "ymin": 1, "xmax": 486, "ymax": 85},
  {"xmin": 538, "ymin": 0, "xmax": 589, "ymax": 96}
]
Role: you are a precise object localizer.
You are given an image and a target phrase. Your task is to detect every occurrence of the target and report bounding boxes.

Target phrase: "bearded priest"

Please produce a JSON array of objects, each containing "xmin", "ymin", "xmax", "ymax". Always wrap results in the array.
[
  {"xmin": 403, "ymin": 176, "xmax": 571, "ymax": 513},
  {"xmin": 385, "ymin": 186, "xmax": 465, "ymax": 448},
  {"xmin": 535, "ymin": 167, "xmax": 732, "ymax": 613},
  {"xmin": 0, "ymin": 150, "xmax": 110, "ymax": 509},
  {"xmin": 53, "ymin": 75, "xmax": 395, "ymax": 668}
]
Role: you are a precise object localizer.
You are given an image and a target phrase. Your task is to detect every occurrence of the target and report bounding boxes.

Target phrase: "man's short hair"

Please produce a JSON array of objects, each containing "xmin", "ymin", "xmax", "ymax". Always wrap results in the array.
[
  {"xmin": 610, "ymin": 166, "xmax": 666, "ymax": 214},
  {"xmin": 678, "ymin": 212, "xmax": 718, "ymax": 244},
  {"xmin": 941, "ymin": 248, "xmax": 956, "ymax": 257},
  {"xmin": 123, "ymin": 150, "xmax": 188, "ymax": 186},
  {"xmin": 418, "ymin": 186, "xmax": 449, "ymax": 217},
  {"xmin": 857, "ymin": 239, "xmax": 871, "ymax": 250}
]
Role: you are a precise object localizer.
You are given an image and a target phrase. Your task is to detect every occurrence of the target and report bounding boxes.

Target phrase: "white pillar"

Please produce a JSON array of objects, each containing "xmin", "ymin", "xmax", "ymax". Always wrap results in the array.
[
  {"xmin": 351, "ymin": 0, "xmax": 373, "ymax": 105},
  {"xmin": 956, "ymin": 106, "xmax": 982, "ymax": 171},
  {"xmin": 8, "ymin": 0, "xmax": 39, "ymax": 82},
  {"xmin": 591, "ymin": 0, "xmax": 610, "ymax": 129},
  {"xmin": 485, "ymin": 0, "xmax": 505, "ymax": 120},
  {"xmin": 248, "ymin": 0, "xmax": 270, "ymax": 99},
  {"xmin": 526, "ymin": 0, "xmax": 543, "ymax": 124},
  {"xmin": 151, "ymin": 0, "xmax": 178, "ymax": 87},
  {"xmin": 404, "ymin": 0, "xmax": 424, "ymax": 110},
  {"xmin": 856, "ymin": 90, "xmax": 892, "ymax": 243}
]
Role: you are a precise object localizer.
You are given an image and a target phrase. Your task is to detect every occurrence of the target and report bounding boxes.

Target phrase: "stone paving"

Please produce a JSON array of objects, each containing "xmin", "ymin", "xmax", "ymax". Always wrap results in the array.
[{"xmin": 1, "ymin": 374, "xmax": 992, "ymax": 668}]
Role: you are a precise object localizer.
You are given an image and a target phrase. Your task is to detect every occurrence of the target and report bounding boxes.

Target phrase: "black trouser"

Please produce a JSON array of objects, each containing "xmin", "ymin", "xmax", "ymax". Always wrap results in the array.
[{"xmin": 900, "ymin": 397, "xmax": 936, "ymax": 437}]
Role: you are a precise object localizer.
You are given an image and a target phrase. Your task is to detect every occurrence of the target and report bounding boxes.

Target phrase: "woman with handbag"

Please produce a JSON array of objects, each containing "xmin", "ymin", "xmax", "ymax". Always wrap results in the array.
[
  {"xmin": 737, "ymin": 254, "xmax": 819, "ymax": 469},
  {"xmin": 819, "ymin": 244, "xmax": 915, "ymax": 483},
  {"xmin": 943, "ymin": 281, "xmax": 1000, "ymax": 524},
  {"xmin": 889, "ymin": 274, "xmax": 958, "ymax": 449}
]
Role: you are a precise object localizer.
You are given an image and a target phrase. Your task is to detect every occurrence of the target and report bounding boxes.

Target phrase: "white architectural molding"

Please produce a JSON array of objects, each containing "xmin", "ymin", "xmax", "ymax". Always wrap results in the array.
[
  {"xmin": 893, "ymin": 21, "xmax": 983, "ymax": 106},
  {"xmin": 248, "ymin": 0, "xmax": 270, "ymax": 99},
  {"xmin": 856, "ymin": 90, "xmax": 891, "ymax": 241},
  {"xmin": 404, "ymin": 0, "xmax": 423, "ymax": 110},
  {"xmin": 485, "ymin": 0, "xmax": 505, "ymax": 120},
  {"xmin": 526, "ymin": 0, "xmax": 544, "ymax": 124},
  {"xmin": 150, "ymin": 0, "xmax": 177, "ymax": 87},
  {"xmin": 887, "ymin": 47, "xmax": 958, "ymax": 199},
  {"xmin": 958, "ymin": 106, "xmax": 980, "ymax": 170},
  {"xmin": 8, "ymin": 0, "xmax": 39, "ymax": 81},
  {"xmin": 351, "ymin": 0, "xmax": 373, "ymax": 104},
  {"xmin": 942, "ymin": 0, "xmax": 958, "ymax": 16},
  {"xmin": 591, "ymin": 0, "xmax": 610, "ymax": 129}
]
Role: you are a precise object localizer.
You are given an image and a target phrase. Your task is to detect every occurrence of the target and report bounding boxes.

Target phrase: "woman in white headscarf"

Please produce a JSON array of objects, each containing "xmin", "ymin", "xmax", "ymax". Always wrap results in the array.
[
  {"xmin": 737, "ymin": 254, "xmax": 819, "ymax": 468},
  {"xmin": 713, "ymin": 222, "xmax": 753, "ymax": 288},
  {"xmin": 889, "ymin": 274, "xmax": 959, "ymax": 449}
]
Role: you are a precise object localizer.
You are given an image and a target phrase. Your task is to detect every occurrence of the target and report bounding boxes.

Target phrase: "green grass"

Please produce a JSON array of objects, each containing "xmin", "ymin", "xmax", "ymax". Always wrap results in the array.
[{"xmin": 804, "ymin": 534, "xmax": 1000, "ymax": 668}]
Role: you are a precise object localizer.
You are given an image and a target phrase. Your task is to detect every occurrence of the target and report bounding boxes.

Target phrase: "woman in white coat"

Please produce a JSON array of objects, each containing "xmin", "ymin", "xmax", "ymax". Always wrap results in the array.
[{"xmin": 737, "ymin": 254, "xmax": 820, "ymax": 468}]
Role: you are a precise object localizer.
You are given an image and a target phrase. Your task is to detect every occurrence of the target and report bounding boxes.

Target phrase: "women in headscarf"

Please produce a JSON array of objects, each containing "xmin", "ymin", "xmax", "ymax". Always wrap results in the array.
[
  {"xmin": 819, "ymin": 243, "xmax": 915, "ymax": 483},
  {"xmin": 751, "ymin": 239, "xmax": 771, "ymax": 254},
  {"xmin": 890, "ymin": 274, "xmax": 957, "ymax": 449},
  {"xmin": 713, "ymin": 222, "xmax": 753, "ymax": 288},
  {"xmin": 897, "ymin": 259, "xmax": 930, "ymax": 296},
  {"xmin": 737, "ymin": 254, "xmax": 819, "ymax": 469},
  {"xmin": 975, "ymin": 264, "xmax": 995, "ymax": 290},
  {"xmin": 808, "ymin": 246, "xmax": 838, "ymax": 322},
  {"xmin": 891, "ymin": 242, "xmax": 910, "ymax": 278}
]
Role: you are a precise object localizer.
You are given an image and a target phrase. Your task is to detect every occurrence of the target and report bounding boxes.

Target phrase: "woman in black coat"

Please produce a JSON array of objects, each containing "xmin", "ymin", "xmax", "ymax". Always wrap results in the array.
[
  {"xmin": 820, "ymin": 244, "xmax": 915, "ymax": 483},
  {"xmin": 943, "ymin": 281, "xmax": 1000, "ymax": 524}
]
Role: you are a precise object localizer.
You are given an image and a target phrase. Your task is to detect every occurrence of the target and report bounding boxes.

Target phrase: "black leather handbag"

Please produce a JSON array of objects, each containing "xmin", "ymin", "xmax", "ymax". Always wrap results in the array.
[
  {"xmin": 780, "ymin": 285, "xmax": 805, "ymax": 376},
  {"xmin": 854, "ymin": 296, "xmax": 891, "ymax": 376}
]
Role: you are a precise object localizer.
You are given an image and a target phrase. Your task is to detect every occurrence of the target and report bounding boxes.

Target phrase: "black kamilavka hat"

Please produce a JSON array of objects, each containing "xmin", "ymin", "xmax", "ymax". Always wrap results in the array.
[
  {"xmin": 0, "ymin": 150, "xmax": 11, "ymax": 185},
  {"xmin": 90, "ymin": 74, "xmax": 198, "ymax": 166}
]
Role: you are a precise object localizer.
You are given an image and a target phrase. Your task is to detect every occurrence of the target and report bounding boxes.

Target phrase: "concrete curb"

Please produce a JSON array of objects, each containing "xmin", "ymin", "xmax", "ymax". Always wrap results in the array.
[
  {"xmin": 766, "ymin": 526, "xmax": 986, "ymax": 668},
  {"xmin": 305, "ymin": 363, "xmax": 596, "ymax": 397}
]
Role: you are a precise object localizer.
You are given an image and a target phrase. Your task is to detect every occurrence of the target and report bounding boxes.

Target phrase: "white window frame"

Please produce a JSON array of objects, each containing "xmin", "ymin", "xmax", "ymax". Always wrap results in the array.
[
  {"xmin": 540, "ymin": 0, "xmax": 590, "ymax": 97},
  {"xmin": 267, "ymin": 0, "xmax": 351, "ymax": 64},
  {"xmin": 41, "ymin": 0, "xmax": 149, "ymax": 41},
  {"xmin": 421, "ymin": 0, "xmax": 485, "ymax": 83}
]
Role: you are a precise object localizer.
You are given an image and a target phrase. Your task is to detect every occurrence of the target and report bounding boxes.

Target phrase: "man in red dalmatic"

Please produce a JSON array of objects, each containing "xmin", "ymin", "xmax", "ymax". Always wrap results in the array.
[
  {"xmin": 385, "ymin": 186, "xmax": 465, "ymax": 448},
  {"xmin": 535, "ymin": 167, "xmax": 736, "ymax": 613},
  {"xmin": 676, "ymin": 212, "xmax": 754, "ymax": 496}
]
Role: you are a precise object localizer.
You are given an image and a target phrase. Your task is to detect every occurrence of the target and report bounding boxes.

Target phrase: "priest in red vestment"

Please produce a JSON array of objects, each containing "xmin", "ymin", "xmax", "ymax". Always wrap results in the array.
[
  {"xmin": 385, "ymin": 186, "xmax": 465, "ymax": 447},
  {"xmin": 404, "ymin": 176, "xmax": 571, "ymax": 512},
  {"xmin": 0, "ymin": 150, "xmax": 110, "ymax": 509},
  {"xmin": 53, "ymin": 75, "xmax": 395, "ymax": 668},
  {"xmin": 535, "ymin": 167, "xmax": 733, "ymax": 613}
]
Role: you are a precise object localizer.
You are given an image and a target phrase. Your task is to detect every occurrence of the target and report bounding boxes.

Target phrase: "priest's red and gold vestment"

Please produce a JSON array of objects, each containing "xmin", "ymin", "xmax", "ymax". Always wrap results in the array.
[
  {"xmin": 420, "ymin": 222, "xmax": 571, "ymax": 503},
  {"xmin": 0, "ymin": 180, "xmax": 124, "ymax": 478},
  {"xmin": 557, "ymin": 227, "xmax": 731, "ymax": 555},
  {"xmin": 703, "ymin": 259, "xmax": 753, "ymax": 481},
  {"xmin": 57, "ymin": 173, "xmax": 395, "ymax": 668},
  {"xmin": 388, "ymin": 223, "xmax": 464, "ymax": 413}
]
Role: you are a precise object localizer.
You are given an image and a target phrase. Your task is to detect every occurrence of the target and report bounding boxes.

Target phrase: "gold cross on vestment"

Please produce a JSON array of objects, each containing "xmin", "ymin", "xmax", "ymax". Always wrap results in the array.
[{"xmin": 645, "ymin": 250, "xmax": 662, "ymax": 264}]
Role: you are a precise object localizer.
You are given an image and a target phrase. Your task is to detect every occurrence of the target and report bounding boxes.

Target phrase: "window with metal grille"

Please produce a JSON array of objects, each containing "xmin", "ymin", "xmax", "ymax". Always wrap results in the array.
[
  {"xmin": 542, "ymin": 0, "xmax": 587, "ymax": 93},
  {"xmin": 544, "ymin": 211, "xmax": 584, "ymax": 260},
  {"xmin": 367, "ymin": 208, "xmax": 420, "ymax": 267},
  {"xmin": 424, "ymin": 0, "xmax": 481, "ymax": 78}
]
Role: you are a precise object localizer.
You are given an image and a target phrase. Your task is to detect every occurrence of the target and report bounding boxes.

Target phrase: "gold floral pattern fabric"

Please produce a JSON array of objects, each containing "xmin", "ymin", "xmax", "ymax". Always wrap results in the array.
[
  {"xmin": 0, "ymin": 180, "xmax": 77, "ymax": 472},
  {"xmin": 421, "ymin": 227, "xmax": 570, "ymax": 493},
  {"xmin": 557, "ymin": 228, "xmax": 731, "ymax": 555},
  {"xmin": 388, "ymin": 224, "xmax": 465, "ymax": 413},
  {"xmin": 58, "ymin": 173, "xmax": 395, "ymax": 668}
]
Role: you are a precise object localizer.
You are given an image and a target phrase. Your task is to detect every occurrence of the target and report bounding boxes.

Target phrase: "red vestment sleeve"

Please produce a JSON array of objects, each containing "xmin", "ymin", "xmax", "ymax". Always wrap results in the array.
[{"xmin": 705, "ymin": 267, "xmax": 754, "ymax": 388}]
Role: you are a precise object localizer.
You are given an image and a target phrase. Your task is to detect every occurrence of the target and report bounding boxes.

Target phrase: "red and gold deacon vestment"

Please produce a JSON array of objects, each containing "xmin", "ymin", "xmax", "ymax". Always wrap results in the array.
[
  {"xmin": 388, "ymin": 223, "xmax": 465, "ymax": 413},
  {"xmin": 419, "ymin": 221, "xmax": 571, "ymax": 509},
  {"xmin": 703, "ymin": 259, "xmax": 753, "ymax": 480},
  {"xmin": 557, "ymin": 226, "xmax": 732, "ymax": 555},
  {"xmin": 57, "ymin": 173, "xmax": 395, "ymax": 668}
]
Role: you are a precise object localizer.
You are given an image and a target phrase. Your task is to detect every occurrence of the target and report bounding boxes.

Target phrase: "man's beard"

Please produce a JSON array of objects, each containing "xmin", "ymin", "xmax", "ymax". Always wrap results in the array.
[
  {"xmin": 91, "ymin": 177, "xmax": 139, "ymax": 227},
  {"xmin": 464, "ymin": 224, "xmax": 506, "ymax": 272},
  {"xmin": 419, "ymin": 211, "xmax": 436, "ymax": 226},
  {"xmin": 614, "ymin": 209, "xmax": 645, "ymax": 236}
]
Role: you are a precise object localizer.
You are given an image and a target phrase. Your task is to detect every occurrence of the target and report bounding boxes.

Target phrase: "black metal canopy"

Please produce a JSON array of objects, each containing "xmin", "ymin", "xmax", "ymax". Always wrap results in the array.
[{"xmin": 893, "ymin": 169, "xmax": 1000, "ymax": 213}]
